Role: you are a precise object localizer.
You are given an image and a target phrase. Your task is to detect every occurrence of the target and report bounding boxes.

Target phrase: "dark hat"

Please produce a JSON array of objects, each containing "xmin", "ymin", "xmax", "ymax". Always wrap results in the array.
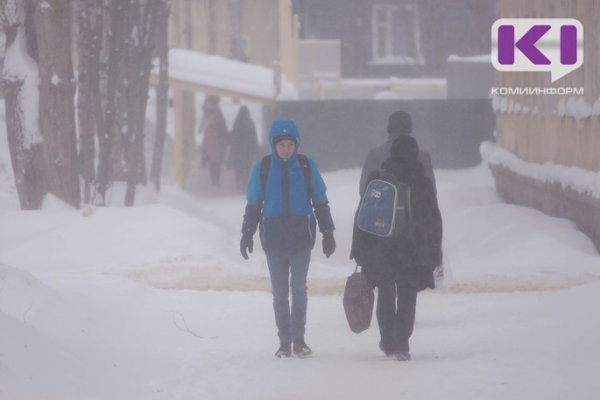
[
  {"xmin": 273, "ymin": 134, "xmax": 296, "ymax": 145},
  {"xmin": 387, "ymin": 111, "xmax": 412, "ymax": 136},
  {"xmin": 390, "ymin": 135, "xmax": 418, "ymax": 162}
]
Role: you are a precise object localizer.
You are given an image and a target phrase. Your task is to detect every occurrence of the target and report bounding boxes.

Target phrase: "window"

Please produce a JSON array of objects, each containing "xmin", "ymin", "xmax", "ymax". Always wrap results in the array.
[{"xmin": 371, "ymin": 4, "xmax": 424, "ymax": 65}]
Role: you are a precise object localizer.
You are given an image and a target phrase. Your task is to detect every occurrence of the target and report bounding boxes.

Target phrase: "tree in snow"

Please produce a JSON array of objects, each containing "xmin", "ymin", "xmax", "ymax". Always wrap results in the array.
[
  {"xmin": 149, "ymin": 0, "xmax": 170, "ymax": 192},
  {"xmin": 33, "ymin": 0, "xmax": 81, "ymax": 209},
  {"xmin": 1, "ymin": 0, "xmax": 80, "ymax": 209},
  {"xmin": 75, "ymin": 0, "xmax": 106, "ymax": 204},
  {"xmin": 2, "ymin": 0, "xmax": 169, "ymax": 208},
  {"xmin": 93, "ymin": 0, "xmax": 168, "ymax": 206},
  {"xmin": 1, "ymin": 0, "xmax": 46, "ymax": 209}
]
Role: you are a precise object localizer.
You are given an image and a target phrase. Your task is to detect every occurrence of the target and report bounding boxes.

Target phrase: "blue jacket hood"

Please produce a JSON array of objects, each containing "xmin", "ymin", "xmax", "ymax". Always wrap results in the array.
[{"xmin": 269, "ymin": 119, "xmax": 300, "ymax": 153}]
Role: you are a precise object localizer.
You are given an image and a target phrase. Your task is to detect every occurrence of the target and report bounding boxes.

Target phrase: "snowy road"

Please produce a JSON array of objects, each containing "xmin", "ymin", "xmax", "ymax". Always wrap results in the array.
[
  {"xmin": 2, "ymin": 165, "xmax": 600, "ymax": 399},
  {"xmin": 2, "ymin": 264, "xmax": 599, "ymax": 400}
]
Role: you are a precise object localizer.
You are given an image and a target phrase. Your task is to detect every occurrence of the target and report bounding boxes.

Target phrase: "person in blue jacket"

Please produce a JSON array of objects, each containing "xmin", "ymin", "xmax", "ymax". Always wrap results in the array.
[{"xmin": 240, "ymin": 119, "xmax": 336, "ymax": 358}]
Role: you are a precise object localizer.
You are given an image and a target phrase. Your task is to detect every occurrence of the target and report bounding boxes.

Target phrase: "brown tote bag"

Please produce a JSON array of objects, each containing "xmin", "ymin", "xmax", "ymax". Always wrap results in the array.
[{"xmin": 343, "ymin": 266, "xmax": 374, "ymax": 333}]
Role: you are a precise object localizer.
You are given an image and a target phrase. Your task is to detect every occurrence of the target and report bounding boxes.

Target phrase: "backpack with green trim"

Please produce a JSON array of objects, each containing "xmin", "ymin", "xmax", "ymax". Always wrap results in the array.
[{"xmin": 356, "ymin": 170, "xmax": 413, "ymax": 239}]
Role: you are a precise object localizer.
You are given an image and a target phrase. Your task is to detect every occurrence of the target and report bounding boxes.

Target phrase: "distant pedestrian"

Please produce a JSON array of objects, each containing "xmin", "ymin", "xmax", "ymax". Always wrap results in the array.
[
  {"xmin": 199, "ymin": 96, "xmax": 228, "ymax": 186},
  {"xmin": 360, "ymin": 111, "xmax": 436, "ymax": 195},
  {"xmin": 228, "ymin": 106, "xmax": 259, "ymax": 191},
  {"xmin": 351, "ymin": 135, "xmax": 443, "ymax": 361},
  {"xmin": 240, "ymin": 119, "xmax": 336, "ymax": 358}
]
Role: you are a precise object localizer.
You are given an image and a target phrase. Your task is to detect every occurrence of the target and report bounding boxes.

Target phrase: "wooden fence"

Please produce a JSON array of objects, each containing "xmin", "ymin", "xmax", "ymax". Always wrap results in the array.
[
  {"xmin": 493, "ymin": 0, "xmax": 600, "ymax": 250},
  {"xmin": 496, "ymin": 0, "xmax": 600, "ymax": 172}
]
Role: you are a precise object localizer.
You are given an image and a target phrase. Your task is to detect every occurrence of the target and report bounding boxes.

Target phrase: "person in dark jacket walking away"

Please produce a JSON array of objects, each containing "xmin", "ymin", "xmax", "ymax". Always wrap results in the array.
[
  {"xmin": 351, "ymin": 135, "xmax": 442, "ymax": 361},
  {"xmin": 360, "ymin": 110, "xmax": 444, "ymax": 285},
  {"xmin": 360, "ymin": 111, "xmax": 436, "ymax": 195},
  {"xmin": 228, "ymin": 106, "xmax": 259, "ymax": 191},
  {"xmin": 199, "ymin": 95, "xmax": 228, "ymax": 186},
  {"xmin": 240, "ymin": 119, "xmax": 336, "ymax": 358}
]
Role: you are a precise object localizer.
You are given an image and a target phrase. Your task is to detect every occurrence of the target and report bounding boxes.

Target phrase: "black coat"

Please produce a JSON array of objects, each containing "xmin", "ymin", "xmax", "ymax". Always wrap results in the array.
[
  {"xmin": 228, "ymin": 106, "xmax": 259, "ymax": 172},
  {"xmin": 351, "ymin": 157, "xmax": 443, "ymax": 291}
]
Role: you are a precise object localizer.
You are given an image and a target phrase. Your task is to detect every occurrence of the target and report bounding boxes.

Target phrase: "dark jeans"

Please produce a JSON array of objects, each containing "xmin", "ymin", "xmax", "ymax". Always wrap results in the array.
[
  {"xmin": 376, "ymin": 278, "xmax": 418, "ymax": 354},
  {"xmin": 266, "ymin": 249, "xmax": 311, "ymax": 344}
]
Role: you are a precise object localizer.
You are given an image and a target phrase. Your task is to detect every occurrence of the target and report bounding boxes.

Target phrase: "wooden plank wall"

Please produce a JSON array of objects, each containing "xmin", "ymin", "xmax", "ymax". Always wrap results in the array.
[
  {"xmin": 167, "ymin": 0, "xmax": 281, "ymax": 70},
  {"xmin": 496, "ymin": 0, "xmax": 600, "ymax": 172}
]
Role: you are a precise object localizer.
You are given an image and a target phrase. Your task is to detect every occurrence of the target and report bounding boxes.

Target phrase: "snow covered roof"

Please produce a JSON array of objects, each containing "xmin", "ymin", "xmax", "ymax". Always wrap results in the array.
[
  {"xmin": 153, "ymin": 48, "xmax": 298, "ymax": 103},
  {"xmin": 447, "ymin": 54, "xmax": 492, "ymax": 63}
]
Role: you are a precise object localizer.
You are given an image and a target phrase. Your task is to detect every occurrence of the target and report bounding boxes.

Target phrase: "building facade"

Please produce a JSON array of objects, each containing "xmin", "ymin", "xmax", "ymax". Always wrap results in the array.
[
  {"xmin": 294, "ymin": 0, "xmax": 497, "ymax": 78},
  {"xmin": 168, "ymin": 0, "xmax": 298, "ymax": 82}
]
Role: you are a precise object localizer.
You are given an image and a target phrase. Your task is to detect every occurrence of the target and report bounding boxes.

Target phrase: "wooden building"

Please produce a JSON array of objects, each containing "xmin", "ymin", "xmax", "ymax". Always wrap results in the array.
[
  {"xmin": 168, "ymin": 0, "xmax": 298, "ymax": 82},
  {"xmin": 490, "ymin": 0, "xmax": 600, "ymax": 249},
  {"xmin": 161, "ymin": 0, "xmax": 299, "ymax": 186}
]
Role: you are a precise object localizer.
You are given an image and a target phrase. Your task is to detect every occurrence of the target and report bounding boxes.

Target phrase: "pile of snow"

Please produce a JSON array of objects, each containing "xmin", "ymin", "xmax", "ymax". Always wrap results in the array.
[
  {"xmin": 491, "ymin": 94, "xmax": 600, "ymax": 119},
  {"xmin": 0, "ymin": 263, "xmax": 206, "ymax": 399},
  {"xmin": 484, "ymin": 141, "xmax": 600, "ymax": 199},
  {"xmin": 447, "ymin": 53, "xmax": 491, "ymax": 63},
  {"xmin": 0, "ymin": 203, "xmax": 237, "ymax": 277},
  {"xmin": 2, "ymin": 27, "xmax": 41, "ymax": 148}
]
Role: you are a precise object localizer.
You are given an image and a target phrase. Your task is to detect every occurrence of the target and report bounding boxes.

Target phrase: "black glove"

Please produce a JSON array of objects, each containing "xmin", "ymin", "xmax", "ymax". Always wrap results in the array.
[
  {"xmin": 240, "ymin": 234, "xmax": 254, "ymax": 260},
  {"xmin": 241, "ymin": 204, "xmax": 261, "ymax": 237},
  {"xmin": 322, "ymin": 233, "xmax": 336, "ymax": 258},
  {"xmin": 314, "ymin": 202, "xmax": 335, "ymax": 233}
]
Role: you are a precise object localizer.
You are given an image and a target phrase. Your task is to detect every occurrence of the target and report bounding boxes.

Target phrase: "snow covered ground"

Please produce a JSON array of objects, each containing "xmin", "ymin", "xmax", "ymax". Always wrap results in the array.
[{"xmin": 1, "ymin": 140, "xmax": 600, "ymax": 399}]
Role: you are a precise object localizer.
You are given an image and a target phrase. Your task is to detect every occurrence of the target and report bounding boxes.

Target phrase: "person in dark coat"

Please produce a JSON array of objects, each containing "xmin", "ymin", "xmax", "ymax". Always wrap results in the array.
[
  {"xmin": 200, "ymin": 96, "xmax": 228, "ymax": 186},
  {"xmin": 228, "ymin": 106, "xmax": 259, "ymax": 191},
  {"xmin": 351, "ymin": 135, "xmax": 443, "ymax": 361}
]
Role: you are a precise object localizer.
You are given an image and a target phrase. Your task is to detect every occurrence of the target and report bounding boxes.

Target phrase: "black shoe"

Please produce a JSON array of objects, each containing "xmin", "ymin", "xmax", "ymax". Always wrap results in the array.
[
  {"xmin": 293, "ymin": 340, "xmax": 313, "ymax": 357},
  {"xmin": 379, "ymin": 341, "xmax": 394, "ymax": 357},
  {"xmin": 275, "ymin": 342, "xmax": 291, "ymax": 358},
  {"xmin": 393, "ymin": 352, "xmax": 411, "ymax": 361}
]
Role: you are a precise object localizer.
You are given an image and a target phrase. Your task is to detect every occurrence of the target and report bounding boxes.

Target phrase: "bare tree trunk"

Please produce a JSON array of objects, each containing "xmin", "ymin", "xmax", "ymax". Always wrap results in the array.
[
  {"xmin": 33, "ymin": 0, "xmax": 81, "ymax": 208},
  {"xmin": 1, "ymin": 0, "xmax": 46, "ymax": 209},
  {"xmin": 96, "ymin": 0, "xmax": 127, "ymax": 204},
  {"xmin": 149, "ymin": 0, "xmax": 169, "ymax": 192},
  {"xmin": 3, "ymin": 74, "xmax": 46, "ymax": 209},
  {"xmin": 124, "ymin": 0, "xmax": 161, "ymax": 206},
  {"xmin": 76, "ymin": 0, "xmax": 104, "ymax": 204}
]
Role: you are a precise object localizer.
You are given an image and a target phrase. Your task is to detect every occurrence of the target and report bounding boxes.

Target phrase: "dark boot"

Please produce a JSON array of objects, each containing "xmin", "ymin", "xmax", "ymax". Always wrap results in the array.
[
  {"xmin": 275, "ymin": 342, "xmax": 291, "ymax": 358},
  {"xmin": 393, "ymin": 352, "xmax": 411, "ymax": 361},
  {"xmin": 379, "ymin": 341, "xmax": 395, "ymax": 357},
  {"xmin": 293, "ymin": 340, "xmax": 313, "ymax": 357}
]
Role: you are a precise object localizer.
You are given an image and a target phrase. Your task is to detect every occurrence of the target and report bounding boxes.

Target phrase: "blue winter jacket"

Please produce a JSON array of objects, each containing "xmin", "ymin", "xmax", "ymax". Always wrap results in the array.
[{"xmin": 243, "ymin": 120, "xmax": 333, "ymax": 253}]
